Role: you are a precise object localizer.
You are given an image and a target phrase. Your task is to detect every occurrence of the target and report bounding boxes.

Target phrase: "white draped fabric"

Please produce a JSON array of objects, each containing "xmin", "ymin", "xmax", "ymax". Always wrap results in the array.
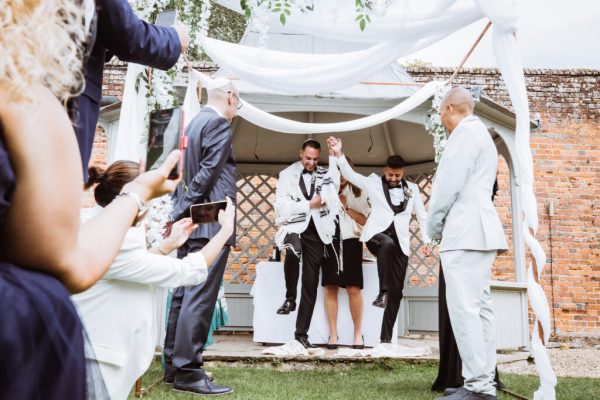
[
  {"xmin": 475, "ymin": 1, "xmax": 557, "ymax": 398},
  {"xmin": 190, "ymin": 69, "xmax": 443, "ymax": 134},
  {"xmin": 201, "ymin": 3, "xmax": 483, "ymax": 95},
  {"xmin": 182, "ymin": 74, "xmax": 201, "ymax": 128},
  {"xmin": 215, "ymin": 0, "xmax": 474, "ymax": 43},
  {"xmin": 180, "ymin": 1, "xmax": 555, "ymax": 396},
  {"xmin": 112, "ymin": 63, "xmax": 147, "ymax": 162}
]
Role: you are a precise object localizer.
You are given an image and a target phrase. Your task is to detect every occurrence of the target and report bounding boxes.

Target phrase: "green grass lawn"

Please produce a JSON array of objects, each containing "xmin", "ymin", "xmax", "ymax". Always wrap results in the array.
[{"xmin": 130, "ymin": 360, "xmax": 599, "ymax": 400}]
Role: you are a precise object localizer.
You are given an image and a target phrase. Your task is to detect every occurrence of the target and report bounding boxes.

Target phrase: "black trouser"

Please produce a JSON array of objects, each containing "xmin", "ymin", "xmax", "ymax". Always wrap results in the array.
[
  {"xmin": 163, "ymin": 238, "xmax": 230, "ymax": 384},
  {"xmin": 366, "ymin": 228, "xmax": 408, "ymax": 342},
  {"xmin": 294, "ymin": 219, "xmax": 326, "ymax": 340},
  {"xmin": 283, "ymin": 233, "xmax": 301, "ymax": 300}
]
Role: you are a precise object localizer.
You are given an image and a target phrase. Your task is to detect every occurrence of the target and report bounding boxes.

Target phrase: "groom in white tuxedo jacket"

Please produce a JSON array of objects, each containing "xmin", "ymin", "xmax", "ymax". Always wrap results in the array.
[
  {"xmin": 427, "ymin": 87, "xmax": 507, "ymax": 400},
  {"xmin": 328, "ymin": 137, "xmax": 430, "ymax": 344}
]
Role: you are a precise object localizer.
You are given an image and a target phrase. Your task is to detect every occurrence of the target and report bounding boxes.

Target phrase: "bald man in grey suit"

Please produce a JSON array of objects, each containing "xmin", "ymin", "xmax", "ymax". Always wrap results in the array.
[{"xmin": 427, "ymin": 87, "xmax": 508, "ymax": 400}]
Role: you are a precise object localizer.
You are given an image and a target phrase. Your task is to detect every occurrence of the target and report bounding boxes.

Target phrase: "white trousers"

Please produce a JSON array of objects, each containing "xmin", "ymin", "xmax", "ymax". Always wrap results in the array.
[{"xmin": 441, "ymin": 249, "xmax": 497, "ymax": 396}]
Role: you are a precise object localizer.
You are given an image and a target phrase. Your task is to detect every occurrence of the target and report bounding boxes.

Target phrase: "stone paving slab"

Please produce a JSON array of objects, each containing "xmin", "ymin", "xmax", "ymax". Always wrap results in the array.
[{"xmin": 202, "ymin": 333, "xmax": 529, "ymax": 365}]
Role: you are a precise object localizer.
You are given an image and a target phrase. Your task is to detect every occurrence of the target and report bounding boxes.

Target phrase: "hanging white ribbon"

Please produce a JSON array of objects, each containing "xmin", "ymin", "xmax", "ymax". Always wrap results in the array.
[
  {"xmin": 112, "ymin": 63, "xmax": 147, "ymax": 162},
  {"xmin": 189, "ymin": 69, "xmax": 443, "ymax": 134},
  {"xmin": 182, "ymin": 73, "xmax": 201, "ymax": 128},
  {"xmin": 475, "ymin": 0, "xmax": 557, "ymax": 397}
]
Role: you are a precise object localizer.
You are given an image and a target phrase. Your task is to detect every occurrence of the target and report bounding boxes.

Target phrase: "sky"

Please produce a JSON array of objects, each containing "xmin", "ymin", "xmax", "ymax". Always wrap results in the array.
[{"xmin": 399, "ymin": 0, "xmax": 600, "ymax": 69}]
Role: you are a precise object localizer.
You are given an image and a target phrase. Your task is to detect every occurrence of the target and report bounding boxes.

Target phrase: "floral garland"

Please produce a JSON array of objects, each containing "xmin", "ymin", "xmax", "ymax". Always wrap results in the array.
[
  {"xmin": 424, "ymin": 84, "xmax": 450, "ymax": 164},
  {"xmin": 144, "ymin": 194, "xmax": 174, "ymax": 249}
]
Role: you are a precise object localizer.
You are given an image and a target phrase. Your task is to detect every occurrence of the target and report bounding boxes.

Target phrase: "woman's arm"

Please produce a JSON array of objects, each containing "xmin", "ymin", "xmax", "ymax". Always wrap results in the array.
[
  {"xmin": 0, "ymin": 85, "xmax": 179, "ymax": 293},
  {"xmin": 346, "ymin": 208, "xmax": 368, "ymax": 226},
  {"xmin": 106, "ymin": 199, "xmax": 235, "ymax": 287}
]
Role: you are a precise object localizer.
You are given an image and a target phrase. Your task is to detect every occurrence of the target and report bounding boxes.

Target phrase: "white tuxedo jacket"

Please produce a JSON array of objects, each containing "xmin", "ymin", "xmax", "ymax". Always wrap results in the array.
[
  {"xmin": 274, "ymin": 157, "xmax": 340, "ymax": 246},
  {"xmin": 336, "ymin": 155, "xmax": 429, "ymax": 255},
  {"xmin": 73, "ymin": 208, "xmax": 208, "ymax": 400},
  {"xmin": 427, "ymin": 116, "xmax": 508, "ymax": 252}
]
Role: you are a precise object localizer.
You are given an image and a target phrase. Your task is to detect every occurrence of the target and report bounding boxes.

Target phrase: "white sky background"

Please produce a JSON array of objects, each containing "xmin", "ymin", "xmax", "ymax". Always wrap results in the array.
[{"xmin": 398, "ymin": 0, "xmax": 600, "ymax": 69}]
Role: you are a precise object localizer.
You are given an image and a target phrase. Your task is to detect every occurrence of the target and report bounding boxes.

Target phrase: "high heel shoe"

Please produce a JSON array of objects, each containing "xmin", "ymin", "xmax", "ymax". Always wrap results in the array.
[
  {"xmin": 352, "ymin": 335, "xmax": 365, "ymax": 350},
  {"xmin": 326, "ymin": 336, "xmax": 338, "ymax": 350}
]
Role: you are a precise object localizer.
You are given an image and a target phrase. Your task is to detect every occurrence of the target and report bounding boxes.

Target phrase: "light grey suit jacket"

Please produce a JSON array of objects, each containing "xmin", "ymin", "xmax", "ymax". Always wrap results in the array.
[{"xmin": 427, "ymin": 116, "xmax": 508, "ymax": 252}]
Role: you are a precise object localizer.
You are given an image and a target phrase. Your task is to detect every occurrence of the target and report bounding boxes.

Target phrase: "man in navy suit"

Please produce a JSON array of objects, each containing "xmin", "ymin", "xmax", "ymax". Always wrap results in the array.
[
  {"xmin": 163, "ymin": 78, "xmax": 240, "ymax": 396},
  {"xmin": 73, "ymin": 0, "xmax": 189, "ymax": 182}
]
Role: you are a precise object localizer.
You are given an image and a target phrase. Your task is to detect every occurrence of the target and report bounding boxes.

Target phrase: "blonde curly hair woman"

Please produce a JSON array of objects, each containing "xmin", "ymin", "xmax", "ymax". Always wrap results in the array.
[{"xmin": 0, "ymin": 2, "xmax": 182, "ymax": 398}]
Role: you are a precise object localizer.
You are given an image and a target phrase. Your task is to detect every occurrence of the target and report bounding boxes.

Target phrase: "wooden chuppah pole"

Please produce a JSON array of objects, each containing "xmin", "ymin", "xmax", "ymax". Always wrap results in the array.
[{"xmin": 447, "ymin": 21, "xmax": 493, "ymax": 84}]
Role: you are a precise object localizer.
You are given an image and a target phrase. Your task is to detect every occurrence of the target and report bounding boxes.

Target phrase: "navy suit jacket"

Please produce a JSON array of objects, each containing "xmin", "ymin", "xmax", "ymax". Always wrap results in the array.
[
  {"xmin": 172, "ymin": 108, "xmax": 237, "ymax": 246},
  {"xmin": 75, "ymin": 0, "xmax": 181, "ymax": 181}
]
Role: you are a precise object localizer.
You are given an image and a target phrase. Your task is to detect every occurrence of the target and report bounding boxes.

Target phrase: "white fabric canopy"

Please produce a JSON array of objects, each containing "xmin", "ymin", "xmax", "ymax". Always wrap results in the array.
[
  {"xmin": 201, "ymin": 2, "xmax": 483, "ymax": 95},
  {"xmin": 172, "ymin": 1, "xmax": 555, "ymax": 396}
]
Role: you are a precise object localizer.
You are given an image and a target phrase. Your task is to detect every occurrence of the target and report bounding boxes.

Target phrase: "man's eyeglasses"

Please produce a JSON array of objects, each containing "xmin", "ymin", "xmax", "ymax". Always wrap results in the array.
[{"xmin": 228, "ymin": 91, "xmax": 243, "ymax": 112}]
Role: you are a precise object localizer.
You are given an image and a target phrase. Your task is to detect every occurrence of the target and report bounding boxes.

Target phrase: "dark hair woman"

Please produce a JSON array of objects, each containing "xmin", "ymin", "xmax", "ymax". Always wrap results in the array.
[{"xmin": 74, "ymin": 161, "xmax": 235, "ymax": 399}]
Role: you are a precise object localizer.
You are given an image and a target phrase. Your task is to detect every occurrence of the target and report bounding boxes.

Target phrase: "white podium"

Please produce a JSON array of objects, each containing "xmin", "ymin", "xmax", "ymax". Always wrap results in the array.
[{"xmin": 251, "ymin": 261, "xmax": 397, "ymax": 347}]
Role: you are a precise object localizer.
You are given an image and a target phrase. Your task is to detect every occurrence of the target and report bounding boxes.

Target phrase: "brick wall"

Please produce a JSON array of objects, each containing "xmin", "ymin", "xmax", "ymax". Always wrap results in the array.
[
  {"xmin": 95, "ymin": 63, "xmax": 599, "ymax": 338},
  {"xmin": 406, "ymin": 67, "xmax": 600, "ymax": 338}
]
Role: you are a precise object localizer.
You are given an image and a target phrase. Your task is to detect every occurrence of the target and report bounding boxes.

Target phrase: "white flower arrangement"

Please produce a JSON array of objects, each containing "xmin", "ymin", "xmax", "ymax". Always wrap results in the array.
[
  {"xmin": 403, "ymin": 185, "xmax": 413, "ymax": 200},
  {"xmin": 424, "ymin": 84, "xmax": 450, "ymax": 163},
  {"xmin": 144, "ymin": 194, "xmax": 174, "ymax": 249}
]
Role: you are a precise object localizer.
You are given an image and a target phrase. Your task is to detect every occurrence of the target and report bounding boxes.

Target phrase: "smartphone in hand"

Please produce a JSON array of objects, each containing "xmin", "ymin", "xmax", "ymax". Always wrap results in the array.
[
  {"xmin": 145, "ymin": 107, "xmax": 185, "ymax": 180},
  {"xmin": 190, "ymin": 201, "xmax": 228, "ymax": 224}
]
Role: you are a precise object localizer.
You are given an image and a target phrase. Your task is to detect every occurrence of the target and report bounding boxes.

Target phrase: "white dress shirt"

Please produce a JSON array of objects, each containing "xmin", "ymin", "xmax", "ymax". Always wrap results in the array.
[
  {"xmin": 388, "ymin": 187, "xmax": 404, "ymax": 206},
  {"xmin": 339, "ymin": 184, "xmax": 370, "ymax": 240},
  {"xmin": 73, "ymin": 207, "xmax": 209, "ymax": 400},
  {"xmin": 336, "ymin": 155, "xmax": 429, "ymax": 256}
]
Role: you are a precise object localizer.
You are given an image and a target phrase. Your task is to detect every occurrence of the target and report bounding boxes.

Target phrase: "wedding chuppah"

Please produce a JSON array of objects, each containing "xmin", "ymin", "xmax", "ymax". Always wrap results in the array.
[{"xmin": 107, "ymin": 1, "xmax": 556, "ymax": 398}]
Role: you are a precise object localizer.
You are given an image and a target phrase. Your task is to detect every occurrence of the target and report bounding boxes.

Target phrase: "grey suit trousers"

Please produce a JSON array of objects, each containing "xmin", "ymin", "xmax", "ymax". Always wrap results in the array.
[{"xmin": 163, "ymin": 238, "xmax": 230, "ymax": 383}]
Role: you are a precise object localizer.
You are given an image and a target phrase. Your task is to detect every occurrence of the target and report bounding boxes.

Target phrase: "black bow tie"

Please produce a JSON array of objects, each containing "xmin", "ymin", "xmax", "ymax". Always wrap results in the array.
[
  {"xmin": 389, "ymin": 187, "xmax": 401, "ymax": 191},
  {"xmin": 302, "ymin": 169, "xmax": 314, "ymax": 175}
]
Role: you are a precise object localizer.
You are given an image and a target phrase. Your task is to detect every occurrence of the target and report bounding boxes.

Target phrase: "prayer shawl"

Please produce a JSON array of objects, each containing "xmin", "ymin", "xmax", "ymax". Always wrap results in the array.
[{"xmin": 274, "ymin": 157, "xmax": 341, "ymax": 252}]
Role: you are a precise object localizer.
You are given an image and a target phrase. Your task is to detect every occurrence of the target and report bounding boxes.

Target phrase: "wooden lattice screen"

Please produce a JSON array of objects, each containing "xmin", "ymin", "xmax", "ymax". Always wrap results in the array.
[
  {"xmin": 224, "ymin": 171, "xmax": 439, "ymax": 288},
  {"xmin": 225, "ymin": 173, "xmax": 278, "ymax": 284},
  {"xmin": 406, "ymin": 172, "xmax": 439, "ymax": 288}
]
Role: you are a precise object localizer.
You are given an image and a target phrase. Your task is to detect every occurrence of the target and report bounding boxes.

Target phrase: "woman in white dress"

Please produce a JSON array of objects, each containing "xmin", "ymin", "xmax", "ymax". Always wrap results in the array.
[{"xmin": 73, "ymin": 161, "xmax": 235, "ymax": 400}]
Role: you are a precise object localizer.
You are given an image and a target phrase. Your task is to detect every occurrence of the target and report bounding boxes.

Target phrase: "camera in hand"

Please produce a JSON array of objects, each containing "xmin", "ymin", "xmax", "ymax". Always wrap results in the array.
[
  {"xmin": 190, "ymin": 201, "xmax": 228, "ymax": 224},
  {"xmin": 146, "ymin": 107, "xmax": 184, "ymax": 180}
]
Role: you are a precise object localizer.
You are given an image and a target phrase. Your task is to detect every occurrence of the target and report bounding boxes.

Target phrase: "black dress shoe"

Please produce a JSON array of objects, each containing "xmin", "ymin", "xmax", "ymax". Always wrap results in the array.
[
  {"xmin": 372, "ymin": 292, "xmax": 388, "ymax": 308},
  {"xmin": 436, "ymin": 387, "xmax": 497, "ymax": 400},
  {"xmin": 276, "ymin": 299, "xmax": 296, "ymax": 315},
  {"xmin": 165, "ymin": 375, "xmax": 214, "ymax": 385},
  {"xmin": 173, "ymin": 378, "xmax": 233, "ymax": 396},
  {"xmin": 296, "ymin": 337, "xmax": 317, "ymax": 349},
  {"xmin": 443, "ymin": 387, "xmax": 460, "ymax": 396},
  {"xmin": 352, "ymin": 335, "xmax": 365, "ymax": 349}
]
